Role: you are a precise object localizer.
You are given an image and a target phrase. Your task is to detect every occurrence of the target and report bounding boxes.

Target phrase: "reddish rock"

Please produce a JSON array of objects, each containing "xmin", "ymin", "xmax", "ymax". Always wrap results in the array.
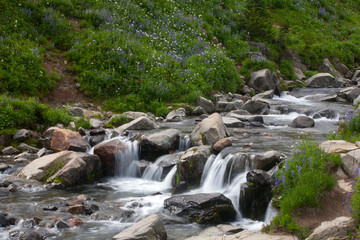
[
  {"xmin": 68, "ymin": 217, "xmax": 83, "ymax": 227},
  {"xmin": 212, "ymin": 138, "xmax": 232, "ymax": 153},
  {"xmin": 68, "ymin": 205, "xmax": 86, "ymax": 215},
  {"xmin": 93, "ymin": 138, "xmax": 127, "ymax": 176},
  {"xmin": 51, "ymin": 129, "xmax": 88, "ymax": 152}
]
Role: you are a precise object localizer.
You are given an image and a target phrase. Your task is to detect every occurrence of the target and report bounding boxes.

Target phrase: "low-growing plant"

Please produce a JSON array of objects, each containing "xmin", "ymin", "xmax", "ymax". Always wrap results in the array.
[
  {"xmin": 328, "ymin": 110, "xmax": 360, "ymax": 143},
  {"xmin": 106, "ymin": 115, "xmax": 129, "ymax": 128},
  {"xmin": 75, "ymin": 118, "xmax": 92, "ymax": 130}
]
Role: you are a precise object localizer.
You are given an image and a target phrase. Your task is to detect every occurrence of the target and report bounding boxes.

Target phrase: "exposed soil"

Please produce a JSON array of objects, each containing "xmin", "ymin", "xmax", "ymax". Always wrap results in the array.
[{"xmin": 41, "ymin": 50, "xmax": 88, "ymax": 108}]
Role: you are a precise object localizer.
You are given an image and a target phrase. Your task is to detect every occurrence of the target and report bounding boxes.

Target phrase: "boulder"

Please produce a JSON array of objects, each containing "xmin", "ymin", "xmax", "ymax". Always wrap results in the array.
[
  {"xmin": 191, "ymin": 113, "xmax": 227, "ymax": 146},
  {"xmin": 240, "ymin": 100, "xmax": 270, "ymax": 115},
  {"xmin": 339, "ymin": 86, "xmax": 360, "ymax": 102},
  {"xmin": 51, "ymin": 129, "xmax": 89, "ymax": 152},
  {"xmin": 13, "ymin": 129, "xmax": 30, "ymax": 141},
  {"xmin": 334, "ymin": 58, "xmax": 353, "ymax": 79},
  {"xmin": 305, "ymin": 216, "xmax": 354, "ymax": 240},
  {"xmin": 140, "ymin": 129, "xmax": 180, "ymax": 161},
  {"xmin": 0, "ymin": 212, "xmax": 16, "ymax": 227},
  {"xmin": 115, "ymin": 116, "xmax": 159, "ymax": 134},
  {"xmin": 17, "ymin": 151, "xmax": 102, "ymax": 187},
  {"xmin": 212, "ymin": 138, "xmax": 232, "ymax": 153},
  {"xmin": 198, "ymin": 97, "xmax": 215, "ymax": 114},
  {"xmin": 18, "ymin": 143, "xmax": 39, "ymax": 153},
  {"xmin": 318, "ymin": 58, "xmax": 342, "ymax": 77},
  {"xmin": 1, "ymin": 146, "xmax": 19, "ymax": 155},
  {"xmin": 88, "ymin": 134, "xmax": 106, "ymax": 147},
  {"xmin": 305, "ymin": 73, "xmax": 342, "ymax": 88},
  {"xmin": 93, "ymin": 138, "xmax": 127, "ymax": 176},
  {"xmin": 320, "ymin": 140, "xmax": 358, "ymax": 154},
  {"xmin": 191, "ymin": 106, "xmax": 207, "ymax": 116},
  {"xmin": 90, "ymin": 209, "xmax": 134, "ymax": 221},
  {"xmin": 312, "ymin": 109, "xmax": 338, "ymax": 119},
  {"xmin": 123, "ymin": 111, "xmax": 148, "ymax": 121},
  {"xmin": 68, "ymin": 107, "xmax": 84, "ymax": 116},
  {"xmin": 163, "ymin": 193, "xmax": 236, "ymax": 224},
  {"xmin": 294, "ymin": 67, "xmax": 306, "ymax": 80},
  {"xmin": 240, "ymin": 170, "xmax": 272, "ymax": 221},
  {"xmin": 177, "ymin": 146, "xmax": 212, "ymax": 185},
  {"xmin": 89, "ymin": 118, "xmax": 104, "ymax": 129},
  {"xmin": 248, "ymin": 69, "xmax": 280, "ymax": 95},
  {"xmin": 0, "ymin": 163, "xmax": 10, "ymax": 172},
  {"xmin": 251, "ymin": 151, "xmax": 284, "ymax": 171},
  {"xmin": 222, "ymin": 117, "xmax": 244, "ymax": 128},
  {"xmin": 215, "ymin": 101, "xmax": 238, "ymax": 113},
  {"xmin": 340, "ymin": 149, "xmax": 360, "ymax": 178},
  {"xmin": 290, "ymin": 116, "xmax": 315, "ymax": 128},
  {"xmin": 252, "ymin": 90, "xmax": 275, "ymax": 101},
  {"xmin": 166, "ymin": 108, "xmax": 186, "ymax": 122},
  {"xmin": 113, "ymin": 214, "xmax": 166, "ymax": 240},
  {"xmin": 351, "ymin": 70, "xmax": 360, "ymax": 82}
]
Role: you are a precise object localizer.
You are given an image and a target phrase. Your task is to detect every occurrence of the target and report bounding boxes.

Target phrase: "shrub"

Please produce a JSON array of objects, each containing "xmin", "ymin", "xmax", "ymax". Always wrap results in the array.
[
  {"xmin": 328, "ymin": 110, "xmax": 360, "ymax": 142},
  {"xmin": 106, "ymin": 115, "xmax": 129, "ymax": 128}
]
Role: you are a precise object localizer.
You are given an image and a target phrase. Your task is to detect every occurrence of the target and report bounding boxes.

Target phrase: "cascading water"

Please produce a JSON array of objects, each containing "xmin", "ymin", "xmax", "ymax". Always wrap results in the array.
[
  {"xmin": 142, "ymin": 155, "xmax": 167, "ymax": 181},
  {"xmin": 114, "ymin": 137, "xmax": 140, "ymax": 177},
  {"xmin": 178, "ymin": 134, "xmax": 191, "ymax": 151}
]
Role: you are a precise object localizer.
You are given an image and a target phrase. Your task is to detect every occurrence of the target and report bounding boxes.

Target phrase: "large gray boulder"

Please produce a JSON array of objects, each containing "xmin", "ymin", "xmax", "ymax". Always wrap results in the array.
[
  {"xmin": 215, "ymin": 101, "xmax": 238, "ymax": 113},
  {"xmin": 305, "ymin": 73, "xmax": 342, "ymax": 88},
  {"xmin": 340, "ymin": 149, "xmax": 360, "ymax": 178},
  {"xmin": 13, "ymin": 129, "xmax": 31, "ymax": 141},
  {"xmin": 191, "ymin": 113, "xmax": 227, "ymax": 146},
  {"xmin": 166, "ymin": 108, "xmax": 186, "ymax": 122},
  {"xmin": 177, "ymin": 146, "xmax": 212, "ymax": 185},
  {"xmin": 115, "ymin": 116, "xmax": 159, "ymax": 134},
  {"xmin": 248, "ymin": 69, "xmax": 280, "ymax": 95},
  {"xmin": 290, "ymin": 116, "xmax": 315, "ymax": 128},
  {"xmin": 251, "ymin": 151, "xmax": 285, "ymax": 171},
  {"xmin": 312, "ymin": 109, "xmax": 338, "ymax": 119},
  {"xmin": 17, "ymin": 151, "xmax": 102, "ymax": 186},
  {"xmin": 222, "ymin": 117, "xmax": 244, "ymax": 128},
  {"xmin": 113, "ymin": 214, "xmax": 167, "ymax": 240},
  {"xmin": 140, "ymin": 129, "xmax": 180, "ymax": 161},
  {"xmin": 339, "ymin": 86, "xmax": 360, "ymax": 102},
  {"xmin": 164, "ymin": 193, "xmax": 236, "ymax": 224},
  {"xmin": 318, "ymin": 58, "xmax": 342, "ymax": 77},
  {"xmin": 305, "ymin": 216, "xmax": 354, "ymax": 240},
  {"xmin": 320, "ymin": 140, "xmax": 358, "ymax": 154},
  {"xmin": 252, "ymin": 90, "xmax": 274, "ymax": 101},
  {"xmin": 240, "ymin": 100, "xmax": 270, "ymax": 115},
  {"xmin": 93, "ymin": 138, "xmax": 128, "ymax": 176},
  {"xmin": 198, "ymin": 97, "xmax": 214, "ymax": 114},
  {"xmin": 123, "ymin": 111, "xmax": 148, "ymax": 121}
]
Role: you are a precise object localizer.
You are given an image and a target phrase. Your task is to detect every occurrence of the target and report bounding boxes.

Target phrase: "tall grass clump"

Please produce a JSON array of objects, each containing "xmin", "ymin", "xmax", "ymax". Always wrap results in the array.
[{"xmin": 269, "ymin": 140, "xmax": 342, "ymax": 238}]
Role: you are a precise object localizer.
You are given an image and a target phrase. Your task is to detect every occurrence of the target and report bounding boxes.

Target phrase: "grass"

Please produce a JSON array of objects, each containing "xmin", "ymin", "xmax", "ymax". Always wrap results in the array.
[
  {"xmin": 328, "ymin": 109, "xmax": 360, "ymax": 142},
  {"xmin": 267, "ymin": 140, "xmax": 342, "ymax": 238}
]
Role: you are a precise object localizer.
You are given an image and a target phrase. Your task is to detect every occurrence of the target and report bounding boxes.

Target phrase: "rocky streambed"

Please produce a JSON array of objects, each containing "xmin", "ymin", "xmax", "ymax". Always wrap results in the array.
[{"xmin": 0, "ymin": 87, "xmax": 355, "ymax": 239}]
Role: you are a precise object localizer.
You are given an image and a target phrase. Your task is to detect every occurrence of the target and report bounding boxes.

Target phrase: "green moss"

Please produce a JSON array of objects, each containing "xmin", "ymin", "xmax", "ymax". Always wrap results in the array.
[
  {"xmin": 176, "ymin": 170, "xmax": 181, "ymax": 186},
  {"xmin": 53, "ymin": 177, "xmax": 65, "ymax": 184},
  {"xmin": 200, "ymin": 132, "xmax": 208, "ymax": 145},
  {"xmin": 42, "ymin": 160, "xmax": 64, "ymax": 182}
]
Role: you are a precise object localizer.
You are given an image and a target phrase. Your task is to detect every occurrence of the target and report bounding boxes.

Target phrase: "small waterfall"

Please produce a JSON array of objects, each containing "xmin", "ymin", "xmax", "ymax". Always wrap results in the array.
[
  {"xmin": 161, "ymin": 166, "xmax": 177, "ymax": 188},
  {"xmin": 142, "ymin": 155, "xmax": 168, "ymax": 181},
  {"xmin": 178, "ymin": 134, "xmax": 191, "ymax": 151},
  {"xmin": 115, "ymin": 138, "xmax": 140, "ymax": 177},
  {"xmin": 264, "ymin": 200, "xmax": 278, "ymax": 224}
]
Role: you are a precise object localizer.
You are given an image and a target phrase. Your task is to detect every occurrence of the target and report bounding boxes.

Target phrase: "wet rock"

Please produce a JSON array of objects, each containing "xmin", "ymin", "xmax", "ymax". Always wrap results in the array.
[
  {"xmin": 43, "ymin": 205, "xmax": 58, "ymax": 211},
  {"xmin": 22, "ymin": 219, "xmax": 36, "ymax": 228},
  {"xmin": 191, "ymin": 113, "xmax": 227, "ymax": 146},
  {"xmin": 90, "ymin": 209, "xmax": 134, "ymax": 221},
  {"xmin": 0, "ymin": 180, "xmax": 11, "ymax": 188},
  {"xmin": 85, "ymin": 204, "xmax": 100, "ymax": 215},
  {"xmin": 222, "ymin": 117, "xmax": 244, "ymax": 128},
  {"xmin": 240, "ymin": 100, "xmax": 270, "ymax": 115},
  {"xmin": 177, "ymin": 146, "xmax": 212, "ymax": 185},
  {"xmin": 248, "ymin": 69, "xmax": 280, "ymax": 94},
  {"xmin": 163, "ymin": 193, "xmax": 236, "ymax": 224},
  {"xmin": 15, "ymin": 152, "xmax": 37, "ymax": 162},
  {"xmin": 290, "ymin": 116, "xmax": 315, "ymax": 128},
  {"xmin": 251, "ymin": 151, "xmax": 285, "ymax": 171},
  {"xmin": 212, "ymin": 138, "xmax": 232, "ymax": 153},
  {"xmin": 115, "ymin": 116, "xmax": 159, "ymax": 133},
  {"xmin": 320, "ymin": 140, "xmax": 358, "ymax": 154},
  {"xmin": 13, "ymin": 129, "xmax": 31, "ymax": 141},
  {"xmin": 157, "ymin": 152, "xmax": 183, "ymax": 176},
  {"xmin": 0, "ymin": 212, "xmax": 16, "ymax": 227},
  {"xmin": 215, "ymin": 101, "xmax": 238, "ymax": 113},
  {"xmin": 18, "ymin": 143, "xmax": 40, "ymax": 153},
  {"xmin": 166, "ymin": 108, "xmax": 186, "ymax": 122},
  {"xmin": 312, "ymin": 109, "xmax": 338, "ymax": 119},
  {"xmin": 306, "ymin": 73, "xmax": 342, "ymax": 88},
  {"xmin": 0, "ymin": 163, "xmax": 10, "ymax": 172},
  {"xmin": 68, "ymin": 205, "xmax": 86, "ymax": 215},
  {"xmin": 240, "ymin": 170, "xmax": 272, "ymax": 221},
  {"xmin": 2, "ymin": 146, "xmax": 19, "ymax": 155},
  {"xmin": 51, "ymin": 129, "xmax": 89, "ymax": 152},
  {"xmin": 90, "ymin": 128, "xmax": 106, "ymax": 136},
  {"xmin": 250, "ymin": 116, "xmax": 264, "ymax": 124},
  {"xmin": 93, "ymin": 138, "xmax": 127, "ymax": 176},
  {"xmin": 305, "ymin": 216, "xmax": 354, "ymax": 240},
  {"xmin": 340, "ymin": 149, "xmax": 360, "ymax": 178},
  {"xmin": 20, "ymin": 231, "xmax": 42, "ymax": 240},
  {"xmin": 56, "ymin": 220, "xmax": 69, "ymax": 229},
  {"xmin": 68, "ymin": 217, "xmax": 83, "ymax": 227},
  {"xmin": 68, "ymin": 107, "xmax": 84, "ymax": 116},
  {"xmin": 140, "ymin": 129, "xmax": 180, "ymax": 160},
  {"xmin": 18, "ymin": 151, "xmax": 103, "ymax": 186},
  {"xmin": 7, "ymin": 183, "xmax": 19, "ymax": 192},
  {"xmin": 113, "ymin": 214, "xmax": 167, "ymax": 240},
  {"xmin": 185, "ymin": 224, "xmax": 243, "ymax": 239},
  {"xmin": 198, "ymin": 97, "xmax": 215, "ymax": 114},
  {"xmin": 339, "ymin": 86, "xmax": 360, "ymax": 102},
  {"xmin": 172, "ymin": 181, "xmax": 189, "ymax": 194},
  {"xmin": 88, "ymin": 134, "xmax": 106, "ymax": 147}
]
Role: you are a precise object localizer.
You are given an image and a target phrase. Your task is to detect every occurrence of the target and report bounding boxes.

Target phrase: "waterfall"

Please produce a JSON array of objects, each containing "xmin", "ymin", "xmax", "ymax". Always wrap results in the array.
[
  {"xmin": 178, "ymin": 134, "xmax": 191, "ymax": 151},
  {"xmin": 142, "ymin": 155, "xmax": 168, "ymax": 181},
  {"xmin": 161, "ymin": 166, "xmax": 177, "ymax": 188},
  {"xmin": 264, "ymin": 200, "xmax": 278, "ymax": 224},
  {"xmin": 115, "ymin": 138, "xmax": 140, "ymax": 177}
]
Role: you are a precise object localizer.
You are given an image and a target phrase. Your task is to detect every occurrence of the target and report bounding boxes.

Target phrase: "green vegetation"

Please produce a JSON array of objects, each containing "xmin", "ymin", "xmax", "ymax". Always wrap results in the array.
[
  {"xmin": 328, "ymin": 110, "xmax": 360, "ymax": 142},
  {"xmin": 1, "ymin": 0, "xmax": 359, "ymax": 118},
  {"xmin": 268, "ymin": 141, "xmax": 342, "ymax": 238},
  {"xmin": 106, "ymin": 114, "xmax": 129, "ymax": 128},
  {"xmin": 42, "ymin": 160, "xmax": 65, "ymax": 182}
]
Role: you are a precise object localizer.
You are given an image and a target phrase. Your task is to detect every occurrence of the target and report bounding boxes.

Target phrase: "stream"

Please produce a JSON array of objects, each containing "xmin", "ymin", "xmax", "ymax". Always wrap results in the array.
[{"xmin": 0, "ymin": 88, "xmax": 354, "ymax": 239}]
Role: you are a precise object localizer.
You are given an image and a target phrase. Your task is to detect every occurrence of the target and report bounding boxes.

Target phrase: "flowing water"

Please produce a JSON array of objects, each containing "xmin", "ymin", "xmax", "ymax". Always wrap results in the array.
[{"xmin": 0, "ymin": 88, "xmax": 354, "ymax": 239}]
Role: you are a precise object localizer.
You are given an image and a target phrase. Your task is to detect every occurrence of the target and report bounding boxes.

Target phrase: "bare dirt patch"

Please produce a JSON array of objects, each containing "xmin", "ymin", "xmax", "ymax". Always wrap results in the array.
[{"xmin": 41, "ymin": 50, "xmax": 88, "ymax": 107}]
